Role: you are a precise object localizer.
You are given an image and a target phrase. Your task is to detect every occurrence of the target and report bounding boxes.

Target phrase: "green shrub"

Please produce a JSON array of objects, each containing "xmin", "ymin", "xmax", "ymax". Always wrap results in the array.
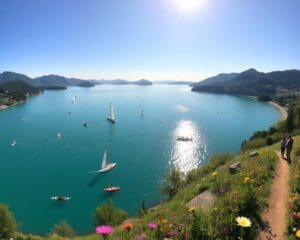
[
  {"xmin": 161, "ymin": 167, "xmax": 183, "ymax": 200},
  {"xmin": 286, "ymin": 105, "xmax": 296, "ymax": 132},
  {"xmin": 52, "ymin": 220, "xmax": 75, "ymax": 237},
  {"xmin": 265, "ymin": 136, "xmax": 273, "ymax": 145},
  {"xmin": 271, "ymin": 132, "xmax": 282, "ymax": 143},
  {"xmin": 276, "ymin": 120, "xmax": 286, "ymax": 132},
  {"xmin": 294, "ymin": 146, "xmax": 300, "ymax": 158},
  {"xmin": 241, "ymin": 138, "xmax": 266, "ymax": 152},
  {"xmin": 94, "ymin": 200, "xmax": 128, "ymax": 226},
  {"xmin": 0, "ymin": 203, "xmax": 16, "ymax": 239}
]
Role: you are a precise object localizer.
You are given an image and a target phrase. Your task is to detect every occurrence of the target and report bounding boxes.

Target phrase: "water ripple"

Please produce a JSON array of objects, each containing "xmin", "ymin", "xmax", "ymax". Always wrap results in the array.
[{"xmin": 170, "ymin": 120, "xmax": 208, "ymax": 173}]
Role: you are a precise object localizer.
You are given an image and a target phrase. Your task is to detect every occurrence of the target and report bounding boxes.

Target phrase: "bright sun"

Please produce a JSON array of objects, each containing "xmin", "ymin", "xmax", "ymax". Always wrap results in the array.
[{"xmin": 174, "ymin": 0, "xmax": 204, "ymax": 11}]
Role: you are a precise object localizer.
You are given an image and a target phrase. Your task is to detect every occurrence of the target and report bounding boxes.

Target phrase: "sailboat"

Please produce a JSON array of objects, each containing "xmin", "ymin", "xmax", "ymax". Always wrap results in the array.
[
  {"xmin": 107, "ymin": 103, "xmax": 115, "ymax": 124},
  {"xmin": 72, "ymin": 95, "xmax": 76, "ymax": 103},
  {"xmin": 94, "ymin": 149, "xmax": 116, "ymax": 173}
]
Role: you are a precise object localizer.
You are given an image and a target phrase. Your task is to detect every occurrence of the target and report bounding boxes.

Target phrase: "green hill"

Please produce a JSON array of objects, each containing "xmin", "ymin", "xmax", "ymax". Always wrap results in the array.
[
  {"xmin": 192, "ymin": 69, "xmax": 300, "ymax": 97},
  {"xmin": 0, "ymin": 81, "xmax": 41, "ymax": 106},
  {"xmin": 0, "ymin": 71, "xmax": 35, "ymax": 85}
]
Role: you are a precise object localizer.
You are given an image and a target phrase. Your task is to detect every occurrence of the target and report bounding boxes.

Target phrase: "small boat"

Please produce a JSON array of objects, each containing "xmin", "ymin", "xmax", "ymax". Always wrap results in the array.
[
  {"xmin": 21, "ymin": 117, "xmax": 26, "ymax": 121},
  {"xmin": 93, "ymin": 149, "xmax": 116, "ymax": 173},
  {"xmin": 104, "ymin": 186, "xmax": 121, "ymax": 192},
  {"xmin": 177, "ymin": 136, "xmax": 193, "ymax": 142},
  {"xmin": 11, "ymin": 141, "xmax": 16, "ymax": 146},
  {"xmin": 107, "ymin": 103, "xmax": 115, "ymax": 124},
  {"xmin": 141, "ymin": 109, "xmax": 144, "ymax": 117},
  {"xmin": 57, "ymin": 132, "xmax": 61, "ymax": 139},
  {"xmin": 51, "ymin": 196, "xmax": 70, "ymax": 201},
  {"xmin": 72, "ymin": 96, "xmax": 76, "ymax": 103},
  {"xmin": 83, "ymin": 122, "xmax": 88, "ymax": 127}
]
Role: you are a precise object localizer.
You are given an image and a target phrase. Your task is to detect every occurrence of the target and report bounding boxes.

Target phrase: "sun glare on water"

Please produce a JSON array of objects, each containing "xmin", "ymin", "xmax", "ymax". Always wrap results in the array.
[{"xmin": 174, "ymin": 0, "xmax": 204, "ymax": 11}]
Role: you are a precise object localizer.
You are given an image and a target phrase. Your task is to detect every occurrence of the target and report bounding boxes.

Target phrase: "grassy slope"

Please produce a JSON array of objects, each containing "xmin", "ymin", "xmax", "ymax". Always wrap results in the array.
[{"xmin": 286, "ymin": 136, "xmax": 300, "ymax": 239}]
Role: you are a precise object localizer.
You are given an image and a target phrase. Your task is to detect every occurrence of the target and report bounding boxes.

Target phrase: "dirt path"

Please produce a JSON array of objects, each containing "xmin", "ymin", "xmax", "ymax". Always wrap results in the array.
[{"xmin": 257, "ymin": 152, "xmax": 289, "ymax": 240}]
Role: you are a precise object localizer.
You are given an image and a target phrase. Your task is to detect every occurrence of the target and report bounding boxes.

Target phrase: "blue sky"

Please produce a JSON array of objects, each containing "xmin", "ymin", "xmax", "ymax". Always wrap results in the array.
[{"xmin": 0, "ymin": 0, "xmax": 299, "ymax": 81}]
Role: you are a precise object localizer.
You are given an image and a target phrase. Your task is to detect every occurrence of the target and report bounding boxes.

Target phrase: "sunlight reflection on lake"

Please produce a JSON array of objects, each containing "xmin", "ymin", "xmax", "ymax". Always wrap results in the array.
[{"xmin": 170, "ymin": 120, "xmax": 208, "ymax": 173}]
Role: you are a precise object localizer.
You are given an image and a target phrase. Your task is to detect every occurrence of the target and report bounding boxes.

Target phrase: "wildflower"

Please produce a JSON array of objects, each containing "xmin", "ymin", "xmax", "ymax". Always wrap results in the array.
[
  {"xmin": 135, "ymin": 233, "xmax": 147, "ymax": 240},
  {"xmin": 148, "ymin": 222, "xmax": 157, "ymax": 229},
  {"xmin": 244, "ymin": 177, "xmax": 251, "ymax": 184},
  {"xmin": 95, "ymin": 225, "xmax": 114, "ymax": 239},
  {"xmin": 188, "ymin": 206, "xmax": 196, "ymax": 212},
  {"xmin": 122, "ymin": 222, "xmax": 133, "ymax": 231},
  {"xmin": 236, "ymin": 216, "xmax": 252, "ymax": 227},
  {"xmin": 297, "ymin": 229, "xmax": 300, "ymax": 238},
  {"xmin": 212, "ymin": 172, "xmax": 218, "ymax": 177}
]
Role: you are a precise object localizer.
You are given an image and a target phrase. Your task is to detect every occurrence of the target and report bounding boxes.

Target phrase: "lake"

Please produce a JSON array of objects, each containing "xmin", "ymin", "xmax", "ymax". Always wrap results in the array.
[{"xmin": 0, "ymin": 84, "xmax": 280, "ymax": 234}]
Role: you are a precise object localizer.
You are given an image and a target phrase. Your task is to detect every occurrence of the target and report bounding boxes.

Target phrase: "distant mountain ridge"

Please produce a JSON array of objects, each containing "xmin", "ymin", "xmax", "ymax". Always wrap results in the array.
[
  {"xmin": 0, "ymin": 71, "xmax": 153, "ymax": 87},
  {"xmin": 155, "ymin": 80, "xmax": 194, "ymax": 85},
  {"xmin": 192, "ymin": 68, "xmax": 300, "ymax": 97}
]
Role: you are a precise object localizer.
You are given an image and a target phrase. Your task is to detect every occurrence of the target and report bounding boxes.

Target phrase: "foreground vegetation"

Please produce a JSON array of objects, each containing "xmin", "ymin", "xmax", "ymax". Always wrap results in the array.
[{"xmin": 287, "ymin": 136, "xmax": 300, "ymax": 239}]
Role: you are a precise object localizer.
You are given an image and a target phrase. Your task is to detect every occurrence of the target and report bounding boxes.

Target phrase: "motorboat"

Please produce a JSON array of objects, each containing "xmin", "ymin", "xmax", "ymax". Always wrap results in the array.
[
  {"xmin": 104, "ymin": 186, "xmax": 120, "ymax": 192},
  {"xmin": 51, "ymin": 196, "xmax": 70, "ymax": 201},
  {"xmin": 177, "ymin": 136, "xmax": 193, "ymax": 142}
]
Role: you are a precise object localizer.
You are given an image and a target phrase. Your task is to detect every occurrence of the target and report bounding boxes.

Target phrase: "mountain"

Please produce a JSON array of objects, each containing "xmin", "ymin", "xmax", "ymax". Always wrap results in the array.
[
  {"xmin": 191, "ymin": 69, "xmax": 300, "ymax": 97},
  {"xmin": 0, "ymin": 72, "xmax": 154, "ymax": 87},
  {"xmin": 0, "ymin": 81, "xmax": 41, "ymax": 105},
  {"xmin": 78, "ymin": 81, "xmax": 95, "ymax": 87},
  {"xmin": 0, "ymin": 80, "xmax": 40, "ymax": 95},
  {"xmin": 191, "ymin": 73, "xmax": 238, "ymax": 87},
  {"xmin": 132, "ymin": 79, "xmax": 153, "ymax": 85},
  {"xmin": 0, "ymin": 71, "xmax": 35, "ymax": 85},
  {"xmin": 34, "ymin": 74, "xmax": 88, "ymax": 87},
  {"xmin": 94, "ymin": 79, "xmax": 153, "ymax": 85},
  {"xmin": 155, "ymin": 80, "xmax": 194, "ymax": 85}
]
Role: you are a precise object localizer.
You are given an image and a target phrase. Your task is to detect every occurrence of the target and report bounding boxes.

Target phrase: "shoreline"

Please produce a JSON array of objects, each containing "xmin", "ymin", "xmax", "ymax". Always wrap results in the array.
[
  {"xmin": 268, "ymin": 101, "xmax": 288, "ymax": 120},
  {"xmin": 0, "ymin": 100, "xmax": 24, "ymax": 111}
]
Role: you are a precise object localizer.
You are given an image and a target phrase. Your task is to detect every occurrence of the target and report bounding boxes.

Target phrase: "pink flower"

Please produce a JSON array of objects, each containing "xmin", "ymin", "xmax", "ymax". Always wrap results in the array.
[
  {"xmin": 147, "ymin": 223, "xmax": 157, "ymax": 229},
  {"xmin": 134, "ymin": 233, "xmax": 146, "ymax": 240},
  {"xmin": 95, "ymin": 225, "xmax": 114, "ymax": 236}
]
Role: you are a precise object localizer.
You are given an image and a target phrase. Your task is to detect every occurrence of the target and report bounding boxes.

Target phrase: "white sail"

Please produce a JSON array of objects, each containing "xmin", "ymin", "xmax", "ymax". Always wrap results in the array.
[
  {"xmin": 101, "ymin": 150, "xmax": 107, "ymax": 169},
  {"xmin": 110, "ymin": 104, "xmax": 115, "ymax": 120}
]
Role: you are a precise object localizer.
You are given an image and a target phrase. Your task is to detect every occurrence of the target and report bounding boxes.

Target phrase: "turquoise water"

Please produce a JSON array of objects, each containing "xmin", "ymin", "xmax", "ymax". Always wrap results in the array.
[{"xmin": 0, "ymin": 85, "xmax": 280, "ymax": 234}]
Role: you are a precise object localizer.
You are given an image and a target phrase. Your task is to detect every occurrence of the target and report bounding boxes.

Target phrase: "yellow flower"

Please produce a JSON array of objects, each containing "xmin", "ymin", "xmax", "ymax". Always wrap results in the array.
[
  {"xmin": 296, "ymin": 229, "xmax": 300, "ymax": 238},
  {"xmin": 188, "ymin": 206, "xmax": 196, "ymax": 212},
  {"xmin": 236, "ymin": 216, "xmax": 251, "ymax": 228},
  {"xmin": 244, "ymin": 177, "xmax": 251, "ymax": 184},
  {"xmin": 212, "ymin": 172, "xmax": 218, "ymax": 177}
]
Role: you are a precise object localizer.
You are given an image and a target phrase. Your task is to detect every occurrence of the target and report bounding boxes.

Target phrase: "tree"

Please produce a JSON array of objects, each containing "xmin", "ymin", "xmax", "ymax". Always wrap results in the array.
[
  {"xmin": 139, "ymin": 199, "xmax": 146, "ymax": 217},
  {"xmin": 161, "ymin": 167, "xmax": 183, "ymax": 200},
  {"xmin": 286, "ymin": 105, "xmax": 295, "ymax": 132},
  {"xmin": 52, "ymin": 221, "xmax": 75, "ymax": 237},
  {"xmin": 265, "ymin": 136, "xmax": 273, "ymax": 146},
  {"xmin": 94, "ymin": 200, "xmax": 128, "ymax": 226},
  {"xmin": 0, "ymin": 203, "xmax": 17, "ymax": 239}
]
